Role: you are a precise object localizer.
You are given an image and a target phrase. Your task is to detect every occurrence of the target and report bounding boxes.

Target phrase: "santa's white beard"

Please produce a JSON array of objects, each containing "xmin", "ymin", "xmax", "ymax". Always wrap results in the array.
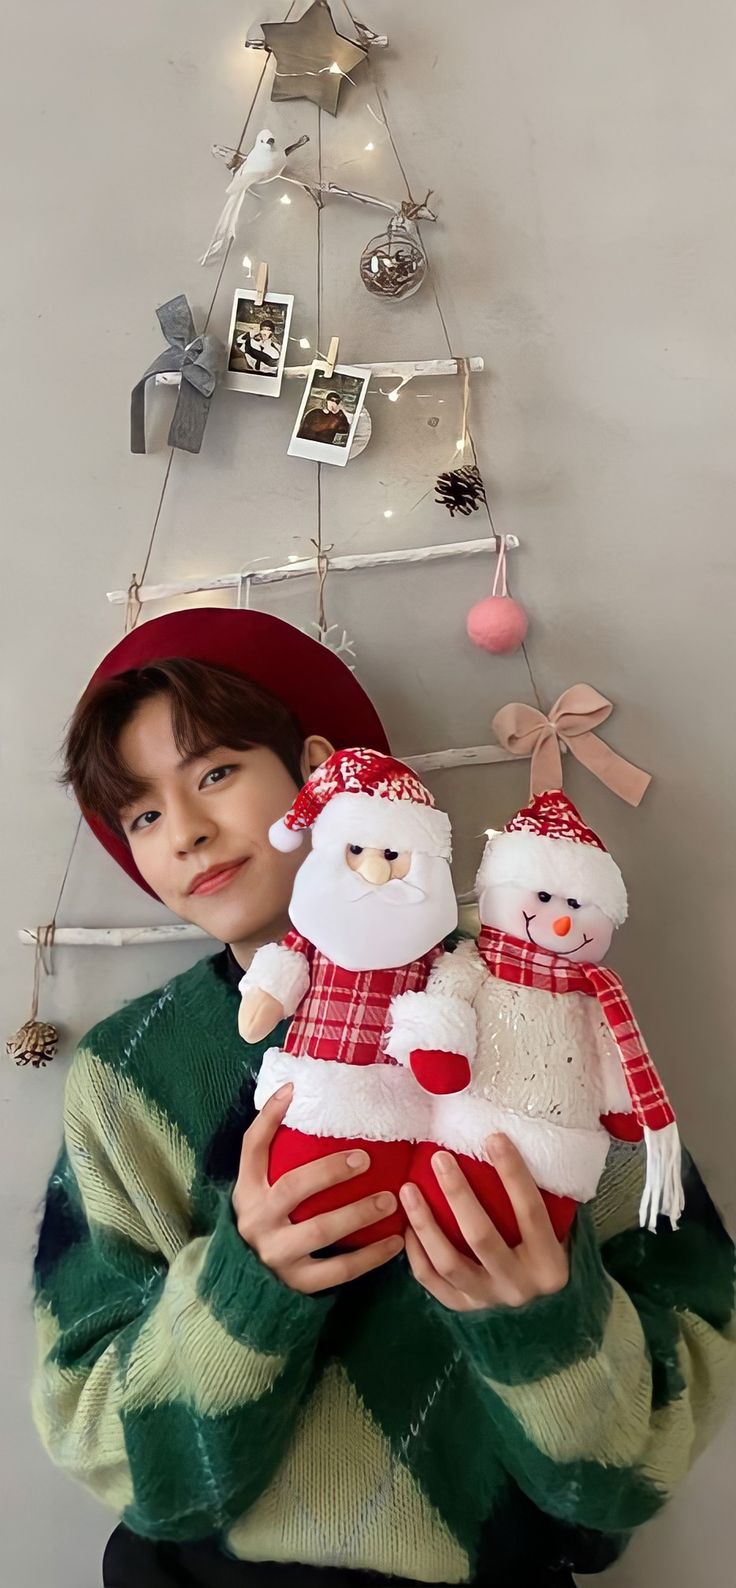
[{"xmin": 289, "ymin": 848, "xmax": 458, "ymax": 970}]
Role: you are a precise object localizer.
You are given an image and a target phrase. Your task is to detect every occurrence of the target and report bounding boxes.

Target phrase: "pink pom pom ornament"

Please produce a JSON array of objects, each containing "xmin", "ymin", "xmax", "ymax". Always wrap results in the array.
[{"xmin": 466, "ymin": 535, "xmax": 528, "ymax": 655}]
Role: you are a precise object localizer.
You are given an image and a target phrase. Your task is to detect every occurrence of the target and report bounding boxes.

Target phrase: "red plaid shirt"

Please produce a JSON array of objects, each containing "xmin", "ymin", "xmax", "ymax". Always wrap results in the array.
[
  {"xmin": 477, "ymin": 925, "xmax": 674, "ymax": 1131},
  {"xmin": 283, "ymin": 930, "xmax": 441, "ymax": 1066}
]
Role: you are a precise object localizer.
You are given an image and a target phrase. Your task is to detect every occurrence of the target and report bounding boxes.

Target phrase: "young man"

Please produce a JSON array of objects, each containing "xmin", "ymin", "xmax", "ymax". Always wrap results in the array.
[
  {"xmin": 235, "ymin": 318, "xmax": 281, "ymax": 377},
  {"xmin": 298, "ymin": 391, "xmax": 350, "ymax": 445},
  {"xmin": 32, "ymin": 608, "xmax": 735, "ymax": 1588}
]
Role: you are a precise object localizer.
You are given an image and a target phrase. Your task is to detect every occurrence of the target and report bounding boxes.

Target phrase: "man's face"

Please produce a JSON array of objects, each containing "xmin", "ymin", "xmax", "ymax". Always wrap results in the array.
[
  {"xmin": 118, "ymin": 695, "xmax": 308, "ymax": 948},
  {"xmin": 289, "ymin": 840, "xmax": 458, "ymax": 970},
  {"xmin": 326, "ymin": 396, "xmax": 339, "ymax": 412},
  {"xmin": 261, "ymin": 324, "xmax": 273, "ymax": 342}
]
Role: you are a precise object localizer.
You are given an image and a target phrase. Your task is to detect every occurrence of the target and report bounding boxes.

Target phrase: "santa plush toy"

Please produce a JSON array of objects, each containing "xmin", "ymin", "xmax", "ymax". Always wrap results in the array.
[
  {"xmin": 238, "ymin": 748, "xmax": 468, "ymax": 1246},
  {"xmin": 387, "ymin": 790, "xmax": 683, "ymax": 1254}
]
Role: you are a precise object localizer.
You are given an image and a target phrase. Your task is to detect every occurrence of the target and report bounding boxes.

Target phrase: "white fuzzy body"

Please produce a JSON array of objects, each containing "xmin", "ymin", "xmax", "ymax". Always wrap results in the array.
[{"xmin": 418, "ymin": 941, "xmax": 634, "ymax": 1201}]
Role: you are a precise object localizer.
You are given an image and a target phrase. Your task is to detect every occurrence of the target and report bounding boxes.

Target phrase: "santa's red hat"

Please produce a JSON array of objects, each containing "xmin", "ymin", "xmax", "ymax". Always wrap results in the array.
[
  {"xmin": 477, "ymin": 789, "xmax": 628, "ymax": 926},
  {"xmin": 269, "ymin": 747, "xmax": 451, "ymax": 859},
  {"xmin": 77, "ymin": 609, "xmax": 390, "ymax": 897}
]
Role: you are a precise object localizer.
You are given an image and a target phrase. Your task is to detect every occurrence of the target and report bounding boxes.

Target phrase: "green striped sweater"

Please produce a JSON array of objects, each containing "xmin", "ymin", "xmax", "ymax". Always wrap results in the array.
[{"xmin": 31, "ymin": 949, "xmax": 736, "ymax": 1583}]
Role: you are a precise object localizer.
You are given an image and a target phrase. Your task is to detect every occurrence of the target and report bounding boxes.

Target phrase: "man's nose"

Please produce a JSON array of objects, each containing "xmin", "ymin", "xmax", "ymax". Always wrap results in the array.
[
  {"xmin": 356, "ymin": 850, "xmax": 392, "ymax": 885},
  {"xmin": 171, "ymin": 802, "xmax": 215, "ymax": 854},
  {"xmin": 553, "ymin": 915, "xmax": 572, "ymax": 937}
]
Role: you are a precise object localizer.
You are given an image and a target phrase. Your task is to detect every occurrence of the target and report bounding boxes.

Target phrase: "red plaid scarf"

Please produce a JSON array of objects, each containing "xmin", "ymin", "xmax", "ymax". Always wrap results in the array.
[{"xmin": 477, "ymin": 925, "xmax": 674, "ymax": 1132}]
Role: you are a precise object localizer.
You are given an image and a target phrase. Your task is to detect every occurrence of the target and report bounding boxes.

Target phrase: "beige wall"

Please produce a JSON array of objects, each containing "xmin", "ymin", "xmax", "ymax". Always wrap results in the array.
[{"xmin": 1, "ymin": 3, "xmax": 734, "ymax": 1583}]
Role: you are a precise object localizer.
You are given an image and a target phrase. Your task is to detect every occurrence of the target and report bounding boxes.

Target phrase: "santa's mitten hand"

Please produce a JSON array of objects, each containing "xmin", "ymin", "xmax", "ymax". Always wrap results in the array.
[
  {"xmin": 385, "ymin": 990, "xmax": 477, "ymax": 1090},
  {"xmin": 409, "ymin": 1049, "xmax": 471, "ymax": 1095},
  {"xmin": 239, "ymin": 988, "xmax": 285, "ymax": 1043}
]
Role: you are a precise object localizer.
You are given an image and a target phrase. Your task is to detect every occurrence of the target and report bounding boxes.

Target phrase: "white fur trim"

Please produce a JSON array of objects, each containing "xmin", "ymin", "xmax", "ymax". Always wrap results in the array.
[
  {"xmin": 384, "ymin": 991, "xmax": 477, "ymax": 1069},
  {"xmin": 425, "ymin": 940, "xmax": 487, "ymax": 1002},
  {"xmin": 477, "ymin": 831, "xmax": 628, "ymax": 926},
  {"xmin": 429, "ymin": 1092, "xmax": 611, "ymax": 1202},
  {"xmin": 640, "ymin": 1123, "xmax": 684, "ymax": 1232},
  {"xmin": 312, "ymin": 791, "xmax": 452, "ymax": 860},
  {"xmin": 254, "ymin": 1048, "xmax": 433, "ymax": 1142},
  {"xmin": 239, "ymin": 944, "xmax": 310, "ymax": 1018}
]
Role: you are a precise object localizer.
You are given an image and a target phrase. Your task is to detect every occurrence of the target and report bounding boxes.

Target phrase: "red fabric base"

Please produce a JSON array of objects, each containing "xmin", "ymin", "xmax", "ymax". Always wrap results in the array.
[
  {"xmin": 268, "ymin": 1127, "xmax": 413, "ymax": 1248},
  {"xmin": 268, "ymin": 1126, "xmax": 579, "ymax": 1257},
  {"xmin": 408, "ymin": 1142, "xmax": 578, "ymax": 1257}
]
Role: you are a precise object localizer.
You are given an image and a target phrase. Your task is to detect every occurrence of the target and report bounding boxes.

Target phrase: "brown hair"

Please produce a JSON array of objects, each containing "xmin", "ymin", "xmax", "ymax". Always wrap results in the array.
[{"xmin": 62, "ymin": 658, "xmax": 305, "ymax": 835}]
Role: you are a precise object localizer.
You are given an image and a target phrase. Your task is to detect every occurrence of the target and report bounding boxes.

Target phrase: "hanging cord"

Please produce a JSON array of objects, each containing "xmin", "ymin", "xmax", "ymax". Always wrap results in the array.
[
  {"xmin": 311, "ymin": 538, "xmax": 335, "ymax": 637},
  {"xmin": 127, "ymin": 0, "xmax": 300, "ymax": 630},
  {"xmin": 12, "ymin": 1, "xmax": 302, "ymax": 1055},
  {"xmin": 314, "ymin": 104, "xmax": 325, "ymax": 634},
  {"xmin": 349, "ymin": 20, "xmax": 543, "ymax": 712}
]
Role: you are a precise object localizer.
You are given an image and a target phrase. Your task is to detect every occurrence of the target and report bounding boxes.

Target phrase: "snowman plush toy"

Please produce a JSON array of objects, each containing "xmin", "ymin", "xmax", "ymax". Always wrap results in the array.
[{"xmin": 388, "ymin": 789, "xmax": 683, "ymax": 1254}]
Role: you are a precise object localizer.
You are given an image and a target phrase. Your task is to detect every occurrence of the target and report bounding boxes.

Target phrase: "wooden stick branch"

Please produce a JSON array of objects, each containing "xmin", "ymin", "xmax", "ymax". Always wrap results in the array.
[
  {"xmin": 155, "ymin": 355, "xmax": 483, "ymax": 395},
  {"xmin": 106, "ymin": 532, "xmax": 518, "ymax": 608},
  {"xmin": 286, "ymin": 179, "xmax": 437, "ymax": 220}
]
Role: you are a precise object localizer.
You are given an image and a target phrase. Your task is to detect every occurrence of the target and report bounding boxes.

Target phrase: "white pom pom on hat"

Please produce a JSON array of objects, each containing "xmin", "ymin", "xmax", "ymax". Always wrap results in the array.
[{"xmin": 269, "ymin": 817, "xmax": 305, "ymax": 853}]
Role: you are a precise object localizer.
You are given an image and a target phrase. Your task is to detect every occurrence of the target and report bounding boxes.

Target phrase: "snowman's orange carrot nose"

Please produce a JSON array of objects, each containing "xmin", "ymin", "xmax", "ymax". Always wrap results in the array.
[{"xmin": 553, "ymin": 915, "xmax": 572, "ymax": 936}]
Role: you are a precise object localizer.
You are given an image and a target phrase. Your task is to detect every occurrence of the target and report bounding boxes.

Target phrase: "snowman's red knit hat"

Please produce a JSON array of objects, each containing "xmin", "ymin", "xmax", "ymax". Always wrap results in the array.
[
  {"xmin": 477, "ymin": 790, "xmax": 628, "ymax": 926},
  {"xmin": 269, "ymin": 747, "xmax": 452, "ymax": 859}
]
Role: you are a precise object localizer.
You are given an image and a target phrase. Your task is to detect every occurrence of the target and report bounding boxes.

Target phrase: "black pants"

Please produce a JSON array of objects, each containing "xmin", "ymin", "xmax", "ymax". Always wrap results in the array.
[{"xmin": 102, "ymin": 1526, "xmax": 576, "ymax": 1588}]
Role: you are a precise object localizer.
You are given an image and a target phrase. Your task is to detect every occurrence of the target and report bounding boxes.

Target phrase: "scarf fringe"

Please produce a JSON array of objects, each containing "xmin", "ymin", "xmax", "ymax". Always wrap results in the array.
[{"xmin": 640, "ymin": 1122, "xmax": 684, "ymax": 1232}]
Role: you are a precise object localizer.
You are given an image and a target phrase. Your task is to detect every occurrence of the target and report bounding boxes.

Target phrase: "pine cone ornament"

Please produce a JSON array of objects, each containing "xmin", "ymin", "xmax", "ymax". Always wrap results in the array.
[
  {"xmin": 6, "ymin": 1019, "xmax": 59, "ymax": 1069},
  {"xmin": 435, "ymin": 464, "xmax": 487, "ymax": 517}
]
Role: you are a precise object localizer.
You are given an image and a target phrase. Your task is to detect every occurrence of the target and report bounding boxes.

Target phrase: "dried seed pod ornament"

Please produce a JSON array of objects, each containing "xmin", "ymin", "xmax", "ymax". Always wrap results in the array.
[{"xmin": 6, "ymin": 925, "xmax": 59, "ymax": 1069}]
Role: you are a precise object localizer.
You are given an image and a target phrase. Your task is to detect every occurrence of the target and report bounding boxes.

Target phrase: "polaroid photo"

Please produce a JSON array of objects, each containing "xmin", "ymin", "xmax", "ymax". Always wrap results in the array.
[
  {"xmin": 288, "ymin": 363, "xmax": 371, "ymax": 467},
  {"xmin": 224, "ymin": 289, "xmax": 294, "ymax": 398}
]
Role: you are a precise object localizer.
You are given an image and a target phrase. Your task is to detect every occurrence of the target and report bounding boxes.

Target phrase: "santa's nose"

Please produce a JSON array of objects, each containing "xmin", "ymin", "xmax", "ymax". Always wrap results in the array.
[
  {"xmin": 553, "ymin": 915, "xmax": 572, "ymax": 936},
  {"xmin": 356, "ymin": 851, "xmax": 392, "ymax": 885}
]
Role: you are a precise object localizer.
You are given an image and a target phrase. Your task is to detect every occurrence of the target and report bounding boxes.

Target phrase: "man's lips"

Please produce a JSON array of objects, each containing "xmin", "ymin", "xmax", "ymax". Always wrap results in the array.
[{"xmin": 187, "ymin": 859, "xmax": 248, "ymax": 896}]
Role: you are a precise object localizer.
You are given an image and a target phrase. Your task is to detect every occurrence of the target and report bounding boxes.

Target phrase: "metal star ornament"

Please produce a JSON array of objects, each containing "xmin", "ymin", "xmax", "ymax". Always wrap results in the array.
[{"xmin": 253, "ymin": 0, "xmax": 368, "ymax": 116}]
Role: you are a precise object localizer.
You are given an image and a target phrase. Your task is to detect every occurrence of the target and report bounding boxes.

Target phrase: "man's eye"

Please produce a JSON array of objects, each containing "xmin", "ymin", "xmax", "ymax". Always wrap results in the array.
[
  {"xmin": 537, "ymin": 891, "xmax": 552, "ymax": 903},
  {"xmin": 349, "ymin": 844, "xmax": 363, "ymax": 856},
  {"xmin": 384, "ymin": 850, "xmax": 399, "ymax": 861},
  {"xmin": 567, "ymin": 898, "xmax": 581, "ymax": 910},
  {"xmin": 202, "ymin": 765, "xmax": 235, "ymax": 787},
  {"xmin": 131, "ymin": 810, "xmax": 159, "ymax": 833}
]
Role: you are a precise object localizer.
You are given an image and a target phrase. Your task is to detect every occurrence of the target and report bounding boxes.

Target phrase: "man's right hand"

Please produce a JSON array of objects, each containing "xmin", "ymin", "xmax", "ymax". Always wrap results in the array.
[{"xmin": 233, "ymin": 1084, "xmax": 404, "ymax": 1294}]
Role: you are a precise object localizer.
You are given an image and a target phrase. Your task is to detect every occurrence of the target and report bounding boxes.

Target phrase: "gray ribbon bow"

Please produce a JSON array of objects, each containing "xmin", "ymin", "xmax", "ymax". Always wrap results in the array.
[{"xmin": 131, "ymin": 294, "xmax": 224, "ymax": 455}]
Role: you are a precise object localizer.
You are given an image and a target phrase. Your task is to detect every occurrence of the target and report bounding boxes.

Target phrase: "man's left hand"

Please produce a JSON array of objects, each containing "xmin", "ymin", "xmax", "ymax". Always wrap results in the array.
[{"xmin": 400, "ymin": 1135, "xmax": 569, "ymax": 1312}]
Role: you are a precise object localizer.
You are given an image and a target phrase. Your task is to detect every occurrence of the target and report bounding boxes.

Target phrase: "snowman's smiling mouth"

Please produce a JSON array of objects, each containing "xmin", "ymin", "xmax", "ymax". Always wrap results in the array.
[{"xmin": 522, "ymin": 912, "xmax": 593, "ymax": 957}]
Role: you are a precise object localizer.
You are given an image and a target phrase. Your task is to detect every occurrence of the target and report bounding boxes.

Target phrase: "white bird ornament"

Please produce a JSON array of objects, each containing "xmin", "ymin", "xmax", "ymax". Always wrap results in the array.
[{"xmin": 199, "ymin": 130, "xmax": 308, "ymax": 266}]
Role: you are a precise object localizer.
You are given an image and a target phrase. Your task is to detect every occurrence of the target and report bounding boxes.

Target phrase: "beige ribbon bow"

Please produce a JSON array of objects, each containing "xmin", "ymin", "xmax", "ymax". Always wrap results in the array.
[{"xmin": 493, "ymin": 684, "xmax": 652, "ymax": 806}]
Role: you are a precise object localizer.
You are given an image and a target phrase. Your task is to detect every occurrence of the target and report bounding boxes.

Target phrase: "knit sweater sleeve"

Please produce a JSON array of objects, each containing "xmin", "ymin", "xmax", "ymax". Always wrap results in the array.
[
  {"xmin": 439, "ymin": 1142, "xmax": 736, "ymax": 1534},
  {"xmin": 31, "ymin": 1040, "xmax": 332, "ymax": 1541}
]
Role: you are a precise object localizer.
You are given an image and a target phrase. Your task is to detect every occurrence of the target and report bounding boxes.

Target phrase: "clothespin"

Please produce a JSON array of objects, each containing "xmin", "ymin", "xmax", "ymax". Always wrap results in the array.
[
  {"xmin": 322, "ymin": 336, "xmax": 340, "ymax": 379},
  {"xmin": 254, "ymin": 261, "xmax": 269, "ymax": 307}
]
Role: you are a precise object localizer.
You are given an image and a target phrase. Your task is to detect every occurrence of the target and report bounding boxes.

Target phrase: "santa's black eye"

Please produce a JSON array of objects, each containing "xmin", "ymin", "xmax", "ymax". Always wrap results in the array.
[
  {"xmin": 349, "ymin": 845, "xmax": 363, "ymax": 856},
  {"xmin": 567, "ymin": 898, "xmax": 581, "ymax": 910},
  {"xmin": 537, "ymin": 891, "xmax": 552, "ymax": 903},
  {"xmin": 384, "ymin": 849, "xmax": 399, "ymax": 861}
]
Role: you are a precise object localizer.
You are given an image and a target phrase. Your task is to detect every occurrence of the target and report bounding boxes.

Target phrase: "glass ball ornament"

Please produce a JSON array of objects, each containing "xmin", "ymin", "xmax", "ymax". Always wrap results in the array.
[{"xmin": 359, "ymin": 214, "xmax": 428, "ymax": 301}]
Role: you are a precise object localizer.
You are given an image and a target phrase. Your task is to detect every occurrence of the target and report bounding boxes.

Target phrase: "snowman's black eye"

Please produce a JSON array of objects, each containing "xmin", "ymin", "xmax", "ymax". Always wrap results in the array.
[
  {"xmin": 537, "ymin": 891, "xmax": 552, "ymax": 903},
  {"xmin": 567, "ymin": 898, "xmax": 581, "ymax": 910},
  {"xmin": 349, "ymin": 845, "xmax": 363, "ymax": 856},
  {"xmin": 384, "ymin": 849, "xmax": 399, "ymax": 861}
]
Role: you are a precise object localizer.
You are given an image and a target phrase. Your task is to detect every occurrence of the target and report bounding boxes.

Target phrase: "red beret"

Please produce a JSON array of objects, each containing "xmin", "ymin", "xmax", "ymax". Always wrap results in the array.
[{"xmin": 81, "ymin": 608, "xmax": 390, "ymax": 896}]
